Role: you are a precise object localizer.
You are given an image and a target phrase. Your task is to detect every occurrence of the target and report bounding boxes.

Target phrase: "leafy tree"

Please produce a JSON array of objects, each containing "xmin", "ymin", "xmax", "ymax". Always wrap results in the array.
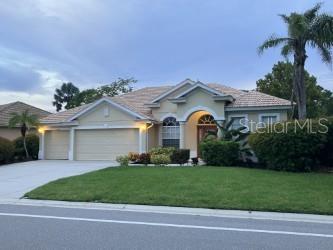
[
  {"xmin": 56, "ymin": 78, "xmax": 137, "ymax": 109},
  {"xmin": 96, "ymin": 78, "xmax": 136, "ymax": 97},
  {"xmin": 52, "ymin": 82, "xmax": 80, "ymax": 111},
  {"xmin": 256, "ymin": 61, "xmax": 333, "ymax": 118},
  {"xmin": 72, "ymin": 88, "xmax": 99, "ymax": 107},
  {"xmin": 258, "ymin": 3, "xmax": 333, "ymax": 119},
  {"xmin": 8, "ymin": 110, "xmax": 39, "ymax": 158}
]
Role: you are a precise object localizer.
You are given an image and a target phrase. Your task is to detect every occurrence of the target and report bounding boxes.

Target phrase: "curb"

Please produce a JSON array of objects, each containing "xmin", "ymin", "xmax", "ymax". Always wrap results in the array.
[{"xmin": 0, "ymin": 198, "xmax": 333, "ymax": 224}]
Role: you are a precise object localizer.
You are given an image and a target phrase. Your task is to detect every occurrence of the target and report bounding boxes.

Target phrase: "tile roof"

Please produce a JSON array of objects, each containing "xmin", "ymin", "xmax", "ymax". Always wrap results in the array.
[
  {"xmin": 0, "ymin": 102, "xmax": 51, "ymax": 127},
  {"xmin": 41, "ymin": 83, "xmax": 291, "ymax": 124},
  {"xmin": 228, "ymin": 90, "xmax": 291, "ymax": 108}
]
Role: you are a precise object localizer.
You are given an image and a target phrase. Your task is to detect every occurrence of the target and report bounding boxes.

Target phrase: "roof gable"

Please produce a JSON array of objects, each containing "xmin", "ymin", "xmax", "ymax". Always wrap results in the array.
[
  {"xmin": 0, "ymin": 101, "xmax": 50, "ymax": 126},
  {"xmin": 169, "ymin": 82, "xmax": 234, "ymax": 103},
  {"xmin": 150, "ymin": 79, "xmax": 196, "ymax": 103},
  {"xmin": 68, "ymin": 97, "xmax": 149, "ymax": 122}
]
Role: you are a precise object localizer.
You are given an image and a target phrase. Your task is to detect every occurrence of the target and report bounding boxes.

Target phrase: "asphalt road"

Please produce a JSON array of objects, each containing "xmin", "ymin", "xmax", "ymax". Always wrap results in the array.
[{"xmin": 0, "ymin": 203, "xmax": 332, "ymax": 250}]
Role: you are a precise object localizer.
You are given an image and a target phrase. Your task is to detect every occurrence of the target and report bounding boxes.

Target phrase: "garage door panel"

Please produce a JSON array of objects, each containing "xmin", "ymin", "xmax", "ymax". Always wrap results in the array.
[
  {"xmin": 75, "ymin": 129, "xmax": 139, "ymax": 160},
  {"xmin": 45, "ymin": 130, "xmax": 69, "ymax": 160}
]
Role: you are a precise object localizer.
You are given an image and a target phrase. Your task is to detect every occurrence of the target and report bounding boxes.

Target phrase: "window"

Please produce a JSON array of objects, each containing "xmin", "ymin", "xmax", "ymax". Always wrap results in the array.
[
  {"xmin": 259, "ymin": 114, "xmax": 280, "ymax": 126},
  {"xmin": 198, "ymin": 115, "xmax": 215, "ymax": 125},
  {"xmin": 229, "ymin": 114, "xmax": 248, "ymax": 130},
  {"xmin": 230, "ymin": 117, "xmax": 246, "ymax": 130},
  {"xmin": 162, "ymin": 117, "xmax": 180, "ymax": 148}
]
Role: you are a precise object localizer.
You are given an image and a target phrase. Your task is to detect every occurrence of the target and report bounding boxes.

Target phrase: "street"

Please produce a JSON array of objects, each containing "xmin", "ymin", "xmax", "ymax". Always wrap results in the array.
[{"xmin": 0, "ymin": 203, "xmax": 332, "ymax": 250}]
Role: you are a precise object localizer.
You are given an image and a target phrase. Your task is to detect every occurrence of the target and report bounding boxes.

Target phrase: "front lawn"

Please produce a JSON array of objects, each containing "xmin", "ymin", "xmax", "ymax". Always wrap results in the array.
[{"xmin": 25, "ymin": 166, "xmax": 333, "ymax": 215}]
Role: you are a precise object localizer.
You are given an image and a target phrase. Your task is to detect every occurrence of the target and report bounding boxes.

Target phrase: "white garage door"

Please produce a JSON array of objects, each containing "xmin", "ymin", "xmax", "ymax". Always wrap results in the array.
[
  {"xmin": 45, "ymin": 130, "xmax": 69, "ymax": 160},
  {"xmin": 75, "ymin": 129, "xmax": 139, "ymax": 160}
]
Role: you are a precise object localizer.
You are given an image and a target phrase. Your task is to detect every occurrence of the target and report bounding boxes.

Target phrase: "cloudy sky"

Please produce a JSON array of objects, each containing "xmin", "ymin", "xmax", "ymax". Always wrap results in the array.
[{"xmin": 0, "ymin": 0, "xmax": 332, "ymax": 112}]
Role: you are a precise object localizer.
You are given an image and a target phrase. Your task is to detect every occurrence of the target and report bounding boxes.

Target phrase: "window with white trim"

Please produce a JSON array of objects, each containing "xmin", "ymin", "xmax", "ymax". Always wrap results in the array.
[
  {"xmin": 259, "ymin": 115, "xmax": 279, "ymax": 125},
  {"xmin": 162, "ymin": 117, "xmax": 180, "ymax": 148},
  {"xmin": 230, "ymin": 116, "xmax": 247, "ymax": 130}
]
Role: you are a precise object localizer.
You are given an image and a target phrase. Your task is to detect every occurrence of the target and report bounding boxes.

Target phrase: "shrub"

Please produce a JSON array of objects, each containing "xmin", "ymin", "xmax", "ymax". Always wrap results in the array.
[
  {"xmin": 0, "ymin": 136, "xmax": 14, "ymax": 164},
  {"xmin": 138, "ymin": 153, "xmax": 150, "ymax": 165},
  {"xmin": 13, "ymin": 134, "xmax": 39, "ymax": 160},
  {"xmin": 128, "ymin": 152, "xmax": 140, "ymax": 162},
  {"xmin": 191, "ymin": 157, "xmax": 199, "ymax": 166},
  {"xmin": 248, "ymin": 120, "xmax": 327, "ymax": 172},
  {"xmin": 150, "ymin": 147, "xmax": 175, "ymax": 157},
  {"xmin": 319, "ymin": 118, "xmax": 333, "ymax": 166},
  {"xmin": 171, "ymin": 149, "xmax": 190, "ymax": 165},
  {"xmin": 200, "ymin": 140, "xmax": 239, "ymax": 166},
  {"xmin": 116, "ymin": 155, "xmax": 129, "ymax": 167},
  {"xmin": 150, "ymin": 154, "xmax": 171, "ymax": 166}
]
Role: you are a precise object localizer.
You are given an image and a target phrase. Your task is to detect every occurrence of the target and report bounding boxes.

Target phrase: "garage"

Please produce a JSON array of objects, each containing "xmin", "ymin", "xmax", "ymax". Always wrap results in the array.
[
  {"xmin": 74, "ymin": 129, "xmax": 139, "ymax": 160},
  {"xmin": 44, "ymin": 130, "xmax": 69, "ymax": 160}
]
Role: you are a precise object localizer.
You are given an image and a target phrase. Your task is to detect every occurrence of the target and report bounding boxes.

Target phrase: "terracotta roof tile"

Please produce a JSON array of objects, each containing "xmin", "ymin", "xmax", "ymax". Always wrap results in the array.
[
  {"xmin": 40, "ymin": 83, "xmax": 291, "ymax": 123},
  {"xmin": 0, "ymin": 102, "xmax": 51, "ymax": 127}
]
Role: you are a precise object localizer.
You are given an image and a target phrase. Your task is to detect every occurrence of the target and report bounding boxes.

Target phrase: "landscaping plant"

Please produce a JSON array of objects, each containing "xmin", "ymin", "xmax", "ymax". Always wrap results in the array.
[
  {"xmin": 116, "ymin": 155, "xmax": 130, "ymax": 167},
  {"xmin": 13, "ymin": 134, "xmax": 39, "ymax": 160},
  {"xmin": 138, "ymin": 153, "xmax": 150, "ymax": 165},
  {"xmin": 128, "ymin": 152, "xmax": 140, "ymax": 162},
  {"xmin": 8, "ymin": 110, "xmax": 39, "ymax": 159},
  {"xmin": 200, "ymin": 140, "xmax": 239, "ymax": 166},
  {"xmin": 248, "ymin": 120, "xmax": 328, "ymax": 171},
  {"xmin": 0, "ymin": 137, "xmax": 15, "ymax": 164},
  {"xmin": 170, "ymin": 149, "xmax": 190, "ymax": 165},
  {"xmin": 150, "ymin": 154, "xmax": 171, "ymax": 166}
]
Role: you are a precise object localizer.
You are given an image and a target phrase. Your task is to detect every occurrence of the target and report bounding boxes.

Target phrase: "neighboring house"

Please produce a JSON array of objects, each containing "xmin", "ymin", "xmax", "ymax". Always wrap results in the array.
[
  {"xmin": 0, "ymin": 101, "xmax": 51, "ymax": 140},
  {"xmin": 39, "ymin": 79, "xmax": 291, "ymax": 160}
]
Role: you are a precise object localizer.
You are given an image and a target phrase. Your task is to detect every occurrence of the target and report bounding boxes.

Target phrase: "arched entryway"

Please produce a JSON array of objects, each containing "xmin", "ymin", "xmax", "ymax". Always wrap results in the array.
[
  {"xmin": 197, "ymin": 114, "xmax": 217, "ymax": 157},
  {"xmin": 180, "ymin": 110, "xmax": 220, "ymax": 158}
]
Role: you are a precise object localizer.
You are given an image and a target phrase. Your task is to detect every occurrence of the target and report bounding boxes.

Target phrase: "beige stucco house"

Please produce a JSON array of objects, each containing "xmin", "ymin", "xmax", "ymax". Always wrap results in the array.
[
  {"xmin": 38, "ymin": 79, "xmax": 291, "ymax": 160},
  {"xmin": 0, "ymin": 101, "xmax": 50, "ymax": 140}
]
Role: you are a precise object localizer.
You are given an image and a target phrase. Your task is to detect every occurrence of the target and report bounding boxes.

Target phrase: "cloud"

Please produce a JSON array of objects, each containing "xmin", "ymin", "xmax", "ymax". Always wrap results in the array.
[
  {"xmin": 0, "ymin": 0, "xmax": 332, "ymax": 111},
  {"xmin": 0, "ymin": 64, "xmax": 41, "ymax": 92}
]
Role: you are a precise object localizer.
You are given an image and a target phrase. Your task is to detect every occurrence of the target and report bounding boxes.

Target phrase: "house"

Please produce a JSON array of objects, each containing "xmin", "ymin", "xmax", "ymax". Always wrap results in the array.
[
  {"xmin": 0, "ymin": 101, "xmax": 51, "ymax": 140},
  {"xmin": 38, "ymin": 79, "xmax": 291, "ymax": 160}
]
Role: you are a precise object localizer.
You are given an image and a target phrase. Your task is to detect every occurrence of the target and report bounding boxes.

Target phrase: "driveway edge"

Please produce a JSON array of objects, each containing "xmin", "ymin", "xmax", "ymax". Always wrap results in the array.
[{"xmin": 0, "ymin": 198, "xmax": 332, "ymax": 224}]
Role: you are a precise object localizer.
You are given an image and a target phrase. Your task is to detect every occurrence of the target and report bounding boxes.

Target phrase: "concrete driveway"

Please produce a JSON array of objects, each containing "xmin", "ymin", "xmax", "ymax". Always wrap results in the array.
[{"xmin": 0, "ymin": 160, "xmax": 116, "ymax": 199}]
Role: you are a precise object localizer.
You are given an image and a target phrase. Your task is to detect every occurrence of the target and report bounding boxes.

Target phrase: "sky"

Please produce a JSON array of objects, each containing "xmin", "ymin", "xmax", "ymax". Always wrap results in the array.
[{"xmin": 0, "ymin": 0, "xmax": 332, "ymax": 112}]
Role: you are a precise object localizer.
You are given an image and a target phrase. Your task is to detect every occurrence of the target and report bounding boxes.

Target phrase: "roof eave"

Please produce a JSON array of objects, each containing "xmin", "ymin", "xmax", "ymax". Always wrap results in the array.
[{"xmin": 225, "ymin": 105, "xmax": 292, "ymax": 112}]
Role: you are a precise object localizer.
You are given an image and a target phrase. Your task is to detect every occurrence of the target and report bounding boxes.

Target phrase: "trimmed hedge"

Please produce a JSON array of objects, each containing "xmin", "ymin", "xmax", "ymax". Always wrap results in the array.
[
  {"xmin": 200, "ymin": 140, "xmax": 239, "ymax": 166},
  {"xmin": 150, "ymin": 147, "xmax": 175, "ymax": 157},
  {"xmin": 13, "ymin": 134, "xmax": 39, "ymax": 160},
  {"xmin": 150, "ymin": 154, "xmax": 171, "ymax": 165},
  {"xmin": 171, "ymin": 149, "xmax": 190, "ymax": 165},
  {"xmin": 0, "ymin": 136, "xmax": 15, "ymax": 164},
  {"xmin": 248, "ymin": 120, "xmax": 329, "ymax": 172}
]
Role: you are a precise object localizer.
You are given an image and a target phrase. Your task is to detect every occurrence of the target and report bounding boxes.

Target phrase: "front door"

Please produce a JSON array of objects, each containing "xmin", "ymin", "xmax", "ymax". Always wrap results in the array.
[{"xmin": 197, "ymin": 125, "xmax": 218, "ymax": 157}]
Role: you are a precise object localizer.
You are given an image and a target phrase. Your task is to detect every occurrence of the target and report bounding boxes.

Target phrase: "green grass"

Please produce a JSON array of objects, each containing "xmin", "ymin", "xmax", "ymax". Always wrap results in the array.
[{"xmin": 25, "ymin": 166, "xmax": 333, "ymax": 215}]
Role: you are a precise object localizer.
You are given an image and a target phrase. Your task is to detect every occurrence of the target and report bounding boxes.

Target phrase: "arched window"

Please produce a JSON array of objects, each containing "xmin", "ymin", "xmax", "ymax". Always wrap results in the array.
[
  {"xmin": 162, "ymin": 117, "xmax": 180, "ymax": 148},
  {"xmin": 198, "ymin": 114, "xmax": 215, "ymax": 125}
]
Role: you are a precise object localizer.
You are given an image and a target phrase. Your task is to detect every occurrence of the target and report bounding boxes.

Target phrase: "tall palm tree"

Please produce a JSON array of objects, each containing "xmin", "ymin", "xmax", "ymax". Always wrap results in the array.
[
  {"xmin": 8, "ymin": 110, "xmax": 39, "ymax": 158},
  {"xmin": 258, "ymin": 3, "xmax": 333, "ymax": 119}
]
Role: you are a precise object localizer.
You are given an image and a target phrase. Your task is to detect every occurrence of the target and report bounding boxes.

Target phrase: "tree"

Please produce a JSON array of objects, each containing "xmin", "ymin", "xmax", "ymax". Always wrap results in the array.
[
  {"xmin": 52, "ymin": 82, "xmax": 80, "ymax": 111},
  {"xmin": 96, "ymin": 78, "xmax": 136, "ymax": 97},
  {"xmin": 70, "ymin": 78, "xmax": 136, "ymax": 107},
  {"xmin": 72, "ymin": 88, "xmax": 99, "ymax": 107},
  {"xmin": 258, "ymin": 3, "xmax": 333, "ymax": 119},
  {"xmin": 256, "ymin": 61, "xmax": 333, "ymax": 118},
  {"xmin": 8, "ymin": 110, "xmax": 39, "ymax": 158}
]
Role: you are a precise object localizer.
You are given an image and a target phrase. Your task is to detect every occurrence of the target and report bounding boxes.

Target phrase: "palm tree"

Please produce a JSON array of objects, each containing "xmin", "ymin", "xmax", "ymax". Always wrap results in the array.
[
  {"xmin": 8, "ymin": 110, "xmax": 39, "ymax": 158},
  {"xmin": 258, "ymin": 3, "xmax": 333, "ymax": 119}
]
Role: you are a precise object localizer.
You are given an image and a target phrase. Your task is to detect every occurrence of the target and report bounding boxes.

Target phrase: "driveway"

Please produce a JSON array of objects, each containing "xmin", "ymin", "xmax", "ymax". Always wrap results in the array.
[{"xmin": 0, "ymin": 160, "xmax": 116, "ymax": 199}]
